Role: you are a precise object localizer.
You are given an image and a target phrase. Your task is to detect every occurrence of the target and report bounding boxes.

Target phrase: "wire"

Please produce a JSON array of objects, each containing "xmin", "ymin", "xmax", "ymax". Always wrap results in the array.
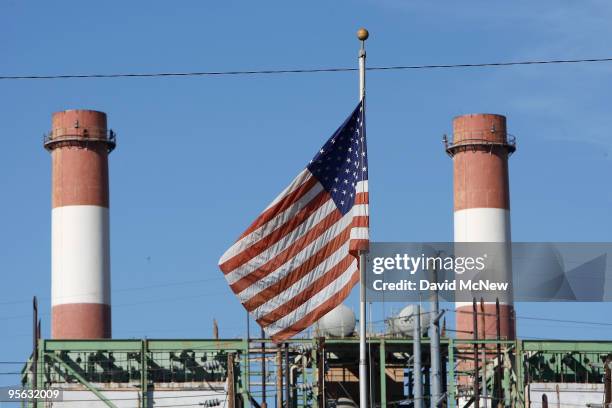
[
  {"xmin": 0, "ymin": 276, "xmax": 225, "ymax": 306},
  {"xmin": 447, "ymin": 308, "xmax": 612, "ymax": 327},
  {"xmin": 1, "ymin": 57, "xmax": 612, "ymax": 80}
]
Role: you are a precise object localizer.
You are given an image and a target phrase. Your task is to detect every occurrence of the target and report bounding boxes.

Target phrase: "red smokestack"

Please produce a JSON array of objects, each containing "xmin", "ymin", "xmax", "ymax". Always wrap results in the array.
[
  {"xmin": 446, "ymin": 113, "xmax": 516, "ymax": 340},
  {"xmin": 45, "ymin": 109, "xmax": 116, "ymax": 338}
]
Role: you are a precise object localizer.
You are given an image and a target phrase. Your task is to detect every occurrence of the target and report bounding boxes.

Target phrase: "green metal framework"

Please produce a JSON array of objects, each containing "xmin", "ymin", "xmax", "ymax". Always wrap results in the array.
[
  {"xmin": 22, "ymin": 339, "xmax": 249, "ymax": 408},
  {"xmin": 21, "ymin": 338, "xmax": 612, "ymax": 408}
]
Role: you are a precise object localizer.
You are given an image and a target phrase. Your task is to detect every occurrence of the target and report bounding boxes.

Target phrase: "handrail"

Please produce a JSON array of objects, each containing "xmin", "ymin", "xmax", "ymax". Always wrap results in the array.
[
  {"xmin": 443, "ymin": 133, "xmax": 517, "ymax": 156},
  {"xmin": 43, "ymin": 130, "xmax": 117, "ymax": 152}
]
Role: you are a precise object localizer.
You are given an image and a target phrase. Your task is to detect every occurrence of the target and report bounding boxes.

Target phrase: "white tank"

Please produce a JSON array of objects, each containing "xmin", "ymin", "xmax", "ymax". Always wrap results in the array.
[
  {"xmin": 336, "ymin": 398, "xmax": 358, "ymax": 408},
  {"xmin": 315, "ymin": 304, "xmax": 356, "ymax": 337},
  {"xmin": 387, "ymin": 304, "xmax": 431, "ymax": 336}
]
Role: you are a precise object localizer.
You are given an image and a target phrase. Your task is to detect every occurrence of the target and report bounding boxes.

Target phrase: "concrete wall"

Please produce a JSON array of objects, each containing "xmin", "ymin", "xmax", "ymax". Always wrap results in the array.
[
  {"xmin": 527, "ymin": 382, "xmax": 604, "ymax": 407},
  {"xmin": 47, "ymin": 384, "xmax": 229, "ymax": 408}
]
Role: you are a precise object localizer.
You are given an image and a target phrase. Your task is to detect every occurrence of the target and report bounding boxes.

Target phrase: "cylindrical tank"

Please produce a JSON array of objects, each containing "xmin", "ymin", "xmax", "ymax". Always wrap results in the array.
[
  {"xmin": 387, "ymin": 304, "xmax": 431, "ymax": 337},
  {"xmin": 336, "ymin": 398, "xmax": 358, "ymax": 408},
  {"xmin": 446, "ymin": 113, "xmax": 516, "ymax": 340},
  {"xmin": 315, "ymin": 304, "xmax": 356, "ymax": 337},
  {"xmin": 45, "ymin": 109, "xmax": 116, "ymax": 339}
]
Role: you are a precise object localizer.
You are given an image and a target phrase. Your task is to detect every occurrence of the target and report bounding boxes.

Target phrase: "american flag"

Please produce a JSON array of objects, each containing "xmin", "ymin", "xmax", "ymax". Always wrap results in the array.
[{"xmin": 219, "ymin": 102, "xmax": 369, "ymax": 341}]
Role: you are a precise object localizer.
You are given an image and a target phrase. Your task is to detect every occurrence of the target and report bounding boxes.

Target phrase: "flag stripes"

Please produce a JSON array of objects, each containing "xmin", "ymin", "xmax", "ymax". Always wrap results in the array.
[{"xmin": 219, "ymin": 102, "xmax": 368, "ymax": 340}]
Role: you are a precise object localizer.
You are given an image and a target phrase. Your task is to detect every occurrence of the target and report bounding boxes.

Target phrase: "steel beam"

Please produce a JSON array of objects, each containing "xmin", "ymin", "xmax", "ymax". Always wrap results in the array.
[
  {"xmin": 379, "ymin": 339, "xmax": 387, "ymax": 408},
  {"xmin": 47, "ymin": 352, "xmax": 119, "ymax": 408}
]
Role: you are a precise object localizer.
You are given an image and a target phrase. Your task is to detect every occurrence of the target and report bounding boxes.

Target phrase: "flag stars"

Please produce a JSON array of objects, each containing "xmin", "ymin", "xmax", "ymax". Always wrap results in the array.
[{"xmin": 306, "ymin": 102, "xmax": 367, "ymax": 215}]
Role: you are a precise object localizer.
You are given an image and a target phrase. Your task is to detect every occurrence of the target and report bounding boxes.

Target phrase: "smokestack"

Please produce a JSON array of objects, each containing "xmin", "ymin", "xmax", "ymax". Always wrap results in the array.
[
  {"xmin": 445, "ymin": 113, "xmax": 516, "ymax": 340},
  {"xmin": 45, "ymin": 109, "xmax": 116, "ymax": 338}
]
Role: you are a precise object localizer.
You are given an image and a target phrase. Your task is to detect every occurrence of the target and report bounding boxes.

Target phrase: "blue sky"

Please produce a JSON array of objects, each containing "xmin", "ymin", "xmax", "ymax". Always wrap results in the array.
[{"xmin": 1, "ymin": 0, "xmax": 612, "ymax": 382}]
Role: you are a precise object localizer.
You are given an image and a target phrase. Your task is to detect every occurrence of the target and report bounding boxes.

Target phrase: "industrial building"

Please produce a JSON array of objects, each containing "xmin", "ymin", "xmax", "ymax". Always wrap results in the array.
[
  {"xmin": 21, "ymin": 336, "xmax": 612, "ymax": 407},
  {"xmin": 18, "ymin": 109, "xmax": 612, "ymax": 407}
]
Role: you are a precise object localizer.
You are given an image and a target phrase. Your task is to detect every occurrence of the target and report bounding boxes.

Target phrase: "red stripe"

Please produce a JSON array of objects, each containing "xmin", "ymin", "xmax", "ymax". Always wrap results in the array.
[
  {"xmin": 352, "ymin": 216, "xmax": 369, "ymax": 228},
  {"xmin": 350, "ymin": 239, "xmax": 369, "ymax": 253},
  {"xmin": 238, "ymin": 176, "xmax": 318, "ymax": 240},
  {"xmin": 270, "ymin": 270, "xmax": 360, "ymax": 341},
  {"xmin": 355, "ymin": 192, "xmax": 369, "ymax": 205},
  {"xmin": 229, "ymin": 209, "xmax": 343, "ymax": 293},
  {"xmin": 256, "ymin": 255, "xmax": 354, "ymax": 326},
  {"xmin": 243, "ymin": 226, "xmax": 352, "ymax": 312},
  {"xmin": 220, "ymin": 190, "xmax": 330, "ymax": 274}
]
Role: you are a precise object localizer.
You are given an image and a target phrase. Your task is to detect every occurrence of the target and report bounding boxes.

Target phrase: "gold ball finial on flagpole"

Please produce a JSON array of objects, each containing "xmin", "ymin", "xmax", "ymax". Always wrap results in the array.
[{"xmin": 357, "ymin": 27, "xmax": 369, "ymax": 41}]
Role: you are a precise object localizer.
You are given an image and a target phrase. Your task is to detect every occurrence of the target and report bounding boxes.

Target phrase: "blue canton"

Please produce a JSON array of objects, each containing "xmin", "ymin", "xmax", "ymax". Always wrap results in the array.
[{"xmin": 307, "ymin": 101, "xmax": 368, "ymax": 215}]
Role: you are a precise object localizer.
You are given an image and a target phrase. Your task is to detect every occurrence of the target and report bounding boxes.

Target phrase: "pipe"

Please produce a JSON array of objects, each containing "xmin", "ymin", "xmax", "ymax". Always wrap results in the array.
[
  {"xmin": 276, "ymin": 345, "xmax": 283, "ymax": 408},
  {"xmin": 473, "ymin": 299, "xmax": 480, "ymax": 408},
  {"xmin": 262, "ymin": 328, "xmax": 267, "ymax": 408},
  {"xmin": 413, "ymin": 305, "xmax": 423, "ymax": 408},
  {"xmin": 429, "ymin": 265, "xmax": 442, "ymax": 407},
  {"xmin": 284, "ymin": 343, "xmax": 290, "ymax": 408},
  {"xmin": 605, "ymin": 356, "xmax": 611, "ymax": 407},
  {"xmin": 32, "ymin": 296, "xmax": 38, "ymax": 408},
  {"xmin": 495, "ymin": 298, "xmax": 502, "ymax": 406}
]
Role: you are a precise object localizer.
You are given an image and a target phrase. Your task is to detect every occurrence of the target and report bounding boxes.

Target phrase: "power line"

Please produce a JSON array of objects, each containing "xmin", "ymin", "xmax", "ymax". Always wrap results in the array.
[
  {"xmin": 1, "ymin": 57, "xmax": 612, "ymax": 81},
  {"xmin": 0, "ymin": 276, "xmax": 225, "ymax": 306},
  {"xmin": 447, "ymin": 308, "xmax": 612, "ymax": 327}
]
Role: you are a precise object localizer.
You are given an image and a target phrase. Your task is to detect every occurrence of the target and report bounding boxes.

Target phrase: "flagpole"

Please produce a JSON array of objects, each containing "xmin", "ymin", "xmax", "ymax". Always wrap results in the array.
[{"xmin": 357, "ymin": 26, "xmax": 369, "ymax": 408}]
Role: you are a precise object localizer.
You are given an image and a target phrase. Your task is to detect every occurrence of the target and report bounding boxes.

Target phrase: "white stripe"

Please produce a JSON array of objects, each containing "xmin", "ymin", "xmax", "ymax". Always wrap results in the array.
[
  {"xmin": 350, "ymin": 227, "xmax": 369, "ymax": 240},
  {"xmin": 225, "ymin": 198, "xmax": 339, "ymax": 285},
  {"xmin": 454, "ymin": 207, "xmax": 510, "ymax": 242},
  {"xmin": 264, "ymin": 261, "xmax": 357, "ymax": 337},
  {"xmin": 265, "ymin": 169, "xmax": 311, "ymax": 211},
  {"xmin": 52, "ymin": 205, "xmax": 110, "ymax": 306},
  {"xmin": 454, "ymin": 208, "xmax": 512, "ymax": 308},
  {"xmin": 352, "ymin": 204, "xmax": 369, "ymax": 217},
  {"xmin": 356, "ymin": 180, "xmax": 368, "ymax": 192},
  {"xmin": 220, "ymin": 178, "xmax": 323, "ymax": 265},
  {"xmin": 250, "ymin": 241, "xmax": 351, "ymax": 319},
  {"xmin": 235, "ymin": 209, "xmax": 354, "ymax": 299}
]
